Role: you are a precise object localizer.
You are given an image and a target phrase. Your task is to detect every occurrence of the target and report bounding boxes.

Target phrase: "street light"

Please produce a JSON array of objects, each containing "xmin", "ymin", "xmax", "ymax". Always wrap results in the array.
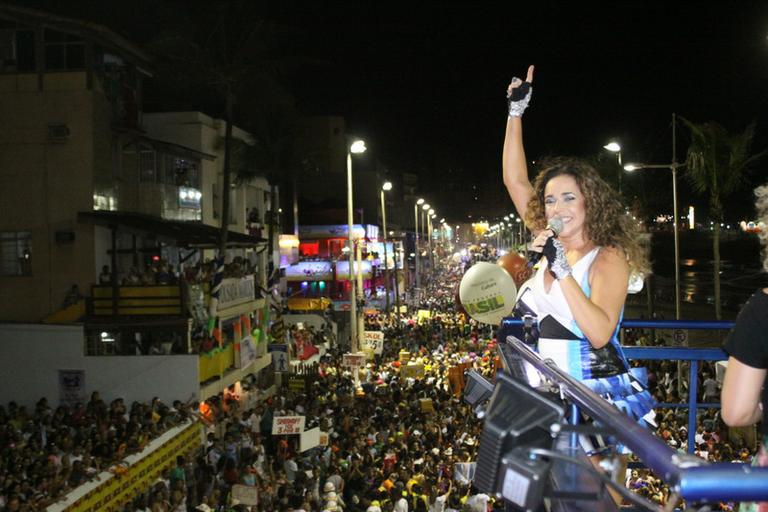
[
  {"xmin": 624, "ymin": 161, "xmax": 684, "ymax": 320},
  {"xmin": 347, "ymin": 139, "xmax": 366, "ymax": 352},
  {"xmin": 380, "ymin": 181, "xmax": 392, "ymax": 314},
  {"xmin": 603, "ymin": 141, "xmax": 623, "ymax": 194}
]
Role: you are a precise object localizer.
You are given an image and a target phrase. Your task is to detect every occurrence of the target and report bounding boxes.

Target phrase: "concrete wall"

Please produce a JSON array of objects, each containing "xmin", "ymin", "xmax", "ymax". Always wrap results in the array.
[
  {"xmin": 0, "ymin": 324, "xmax": 200, "ymax": 408},
  {"xmin": 0, "ymin": 75, "xmax": 97, "ymax": 321}
]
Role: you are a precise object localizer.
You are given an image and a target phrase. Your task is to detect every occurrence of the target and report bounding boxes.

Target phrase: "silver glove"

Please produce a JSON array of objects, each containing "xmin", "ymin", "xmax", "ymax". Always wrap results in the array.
[
  {"xmin": 547, "ymin": 238, "xmax": 571, "ymax": 280},
  {"xmin": 507, "ymin": 77, "xmax": 532, "ymax": 118}
]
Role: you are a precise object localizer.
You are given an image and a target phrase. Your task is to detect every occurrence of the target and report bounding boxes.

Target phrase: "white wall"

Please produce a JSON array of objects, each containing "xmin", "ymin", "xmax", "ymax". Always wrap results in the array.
[{"xmin": 0, "ymin": 324, "xmax": 200, "ymax": 408}]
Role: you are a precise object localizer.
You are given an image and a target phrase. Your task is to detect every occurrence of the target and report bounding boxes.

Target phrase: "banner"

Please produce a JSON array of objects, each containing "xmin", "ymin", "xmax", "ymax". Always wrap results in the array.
[
  {"xmin": 272, "ymin": 415, "xmax": 306, "ymax": 435},
  {"xmin": 342, "ymin": 352, "xmax": 366, "ymax": 369},
  {"xmin": 231, "ymin": 484, "xmax": 258, "ymax": 506},
  {"xmin": 363, "ymin": 331, "xmax": 384, "ymax": 355},
  {"xmin": 58, "ymin": 369, "xmax": 85, "ymax": 407},
  {"xmin": 300, "ymin": 427, "xmax": 329, "ymax": 452},
  {"xmin": 217, "ymin": 275, "xmax": 255, "ymax": 310}
]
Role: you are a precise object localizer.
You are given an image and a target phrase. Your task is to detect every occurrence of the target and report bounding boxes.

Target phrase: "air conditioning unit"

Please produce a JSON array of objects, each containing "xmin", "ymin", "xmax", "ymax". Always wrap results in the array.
[{"xmin": 47, "ymin": 123, "xmax": 71, "ymax": 142}]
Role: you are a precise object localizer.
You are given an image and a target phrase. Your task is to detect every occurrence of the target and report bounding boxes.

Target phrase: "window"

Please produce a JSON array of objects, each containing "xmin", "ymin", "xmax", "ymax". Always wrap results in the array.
[
  {"xmin": 0, "ymin": 28, "xmax": 36, "ymax": 72},
  {"xmin": 161, "ymin": 155, "xmax": 200, "ymax": 188},
  {"xmin": 139, "ymin": 150, "xmax": 156, "ymax": 182},
  {"xmin": 44, "ymin": 29, "xmax": 85, "ymax": 70},
  {"xmin": 1, "ymin": 232, "xmax": 32, "ymax": 276}
]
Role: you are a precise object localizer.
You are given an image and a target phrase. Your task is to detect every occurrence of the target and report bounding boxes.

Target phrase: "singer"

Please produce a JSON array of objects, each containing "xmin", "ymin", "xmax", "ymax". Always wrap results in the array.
[{"xmin": 502, "ymin": 65, "xmax": 653, "ymax": 502}]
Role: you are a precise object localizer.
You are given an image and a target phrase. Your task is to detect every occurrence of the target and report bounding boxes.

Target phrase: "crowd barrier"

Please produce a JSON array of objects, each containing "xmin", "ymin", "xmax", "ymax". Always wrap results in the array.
[{"xmin": 48, "ymin": 421, "xmax": 203, "ymax": 512}]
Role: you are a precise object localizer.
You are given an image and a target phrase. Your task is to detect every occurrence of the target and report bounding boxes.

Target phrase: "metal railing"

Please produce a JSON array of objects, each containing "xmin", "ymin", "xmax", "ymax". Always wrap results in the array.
[{"xmin": 498, "ymin": 321, "xmax": 768, "ymax": 503}]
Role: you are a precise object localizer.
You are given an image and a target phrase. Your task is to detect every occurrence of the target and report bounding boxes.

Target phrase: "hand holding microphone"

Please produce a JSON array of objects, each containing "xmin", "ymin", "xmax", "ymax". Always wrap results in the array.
[
  {"xmin": 527, "ymin": 217, "xmax": 563, "ymax": 266},
  {"xmin": 527, "ymin": 217, "xmax": 572, "ymax": 279}
]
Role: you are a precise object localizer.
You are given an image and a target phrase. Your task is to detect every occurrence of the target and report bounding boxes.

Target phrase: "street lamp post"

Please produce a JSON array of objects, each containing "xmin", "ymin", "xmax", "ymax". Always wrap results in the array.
[
  {"xmin": 381, "ymin": 181, "xmax": 392, "ymax": 314},
  {"xmin": 347, "ymin": 139, "xmax": 366, "ymax": 352},
  {"xmin": 428, "ymin": 209, "xmax": 435, "ymax": 269},
  {"xmin": 603, "ymin": 141, "xmax": 623, "ymax": 194},
  {"xmin": 624, "ymin": 161, "xmax": 683, "ymax": 321},
  {"xmin": 422, "ymin": 203, "xmax": 430, "ymax": 273},
  {"xmin": 414, "ymin": 198, "xmax": 424, "ymax": 293}
]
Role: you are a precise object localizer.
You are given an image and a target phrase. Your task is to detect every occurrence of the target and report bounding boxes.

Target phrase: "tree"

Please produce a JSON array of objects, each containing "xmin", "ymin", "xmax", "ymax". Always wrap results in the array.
[{"xmin": 680, "ymin": 117, "xmax": 764, "ymax": 319}]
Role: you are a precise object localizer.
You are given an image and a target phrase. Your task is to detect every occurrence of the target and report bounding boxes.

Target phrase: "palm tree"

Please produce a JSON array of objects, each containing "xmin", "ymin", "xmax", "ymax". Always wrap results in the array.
[{"xmin": 680, "ymin": 117, "xmax": 764, "ymax": 319}]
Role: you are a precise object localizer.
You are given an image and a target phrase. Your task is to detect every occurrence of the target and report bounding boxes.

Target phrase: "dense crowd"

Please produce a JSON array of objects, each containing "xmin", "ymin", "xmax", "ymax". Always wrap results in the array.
[
  {"xmin": 0, "ymin": 392, "xmax": 193, "ymax": 511},
  {"xmin": 4, "ymin": 252, "xmax": 762, "ymax": 511}
]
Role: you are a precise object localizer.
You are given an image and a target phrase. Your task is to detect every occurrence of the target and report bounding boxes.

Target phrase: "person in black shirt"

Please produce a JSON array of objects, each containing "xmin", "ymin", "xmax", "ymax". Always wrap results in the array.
[{"xmin": 721, "ymin": 184, "xmax": 768, "ymax": 511}]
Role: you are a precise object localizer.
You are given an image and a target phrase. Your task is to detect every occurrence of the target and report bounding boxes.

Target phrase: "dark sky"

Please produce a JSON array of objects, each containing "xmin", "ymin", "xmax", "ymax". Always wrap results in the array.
[
  {"xmin": 268, "ymin": 1, "xmax": 768, "ymax": 222},
  {"xmin": 21, "ymin": 1, "xmax": 768, "ymax": 222}
]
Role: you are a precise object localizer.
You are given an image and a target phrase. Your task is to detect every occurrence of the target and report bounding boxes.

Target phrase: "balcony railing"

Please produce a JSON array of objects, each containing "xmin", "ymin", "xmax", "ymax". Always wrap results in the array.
[{"xmin": 89, "ymin": 284, "xmax": 184, "ymax": 316}]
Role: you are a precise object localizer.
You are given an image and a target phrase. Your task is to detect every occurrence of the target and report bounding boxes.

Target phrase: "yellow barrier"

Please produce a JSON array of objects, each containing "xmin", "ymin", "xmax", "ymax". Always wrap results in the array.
[
  {"xmin": 43, "ymin": 300, "xmax": 85, "ymax": 324},
  {"xmin": 62, "ymin": 421, "xmax": 201, "ymax": 512},
  {"xmin": 287, "ymin": 297, "xmax": 331, "ymax": 311},
  {"xmin": 198, "ymin": 343, "xmax": 236, "ymax": 383},
  {"xmin": 91, "ymin": 285, "xmax": 182, "ymax": 316}
]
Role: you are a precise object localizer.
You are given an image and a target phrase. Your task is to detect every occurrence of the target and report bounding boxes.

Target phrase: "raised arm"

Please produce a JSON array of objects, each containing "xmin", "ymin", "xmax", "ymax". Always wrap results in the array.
[{"xmin": 502, "ymin": 65, "xmax": 535, "ymax": 219}]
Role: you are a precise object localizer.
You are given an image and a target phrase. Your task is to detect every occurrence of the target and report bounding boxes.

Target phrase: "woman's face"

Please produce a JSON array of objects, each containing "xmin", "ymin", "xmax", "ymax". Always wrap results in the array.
[{"xmin": 543, "ymin": 174, "xmax": 587, "ymax": 239}]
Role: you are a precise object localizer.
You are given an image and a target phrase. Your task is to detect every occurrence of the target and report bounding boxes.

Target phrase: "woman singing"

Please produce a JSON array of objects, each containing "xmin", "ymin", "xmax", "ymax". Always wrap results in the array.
[{"xmin": 502, "ymin": 65, "xmax": 655, "ymax": 501}]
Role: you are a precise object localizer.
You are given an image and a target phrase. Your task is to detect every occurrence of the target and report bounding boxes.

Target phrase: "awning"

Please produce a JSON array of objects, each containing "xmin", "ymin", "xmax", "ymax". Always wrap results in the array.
[{"xmin": 78, "ymin": 210, "xmax": 267, "ymax": 248}]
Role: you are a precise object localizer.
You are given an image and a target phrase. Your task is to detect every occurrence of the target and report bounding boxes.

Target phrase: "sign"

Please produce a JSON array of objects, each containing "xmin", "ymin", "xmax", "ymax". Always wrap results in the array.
[
  {"xmin": 335, "ymin": 260, "xmax": 373, "ymax": 280},
  {"xmin": 454, "ymin": 462, "xmax": 477, "ymax": 484},
  {"xmin": 363, "ymin": 331, "xmax": 385, "ymax": 355},
  {"xmin": 300, "ymin": 427, "xmax": 329, "ymax": 452},
  {"xmin": 217, "ymin": 275, "xmax": 255, "ymax": 310},
  {"xmin": 343, "ymin": 352, "xmax": 366, "ymax": 369},
  {"xmin": 289, "ymin": 376, "xmax": 306, "ymax": 393},
  {"xmin": 419, "ymin": 398, "xmax": 434, "ymax": 413},
  {"xmin": 672, "ymin": 329, "xmax": 689, "ymax": 346},
  {"xmin": 272, "ymin": 415, "xmax": 306, "ymax": 435},
  {"xmin": 299, "ymin": 224, "xmax": 367, "ymax": 240},
  {"xmin": 401, "ymin": 363, "xmax": 425, "ymax": 380},
  {"xmin": 238, "ymin": 336, "xmax": 258, "ymax": 368},
  {"xmin": 58, "ymin": 369, "xmax": 85, "ymax": 407},
  {"xmin": 231, "ymin": 484, "xmax": 259, "ymax": 506},
  {"xmin": 285, "ymin": 261, "xmax": 333, "ymax": 281},
  {"xmin": 269, "ymin": 344, "xmax": 289, "ymax": 373}
]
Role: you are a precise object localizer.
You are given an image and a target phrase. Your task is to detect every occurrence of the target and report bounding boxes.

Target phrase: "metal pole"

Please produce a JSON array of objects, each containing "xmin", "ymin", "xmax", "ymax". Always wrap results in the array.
[
  {"xmin": 381, "ymin": 190, "xmax": 389, "ymax": 314},
  {"xmin": 672, "ymin": 113, "xmax": 681, "ymax": 321},
  {"xmin": 355, "ymin": 239, "xmax": 364, "ymax": 349},
  {"xmin": 414, "ymin": 204, "xmax": 421, "ymax": 291},
  {"xmin": 427, "ymin": 216, "xmax": 434, "ymax": 270},
  {"xmin": 394, "ymin": 245, "xmax": 401, "ymax": 319},
  {"xmin": 346, "ymin": 152, "xmax": 357, "ymax": 352}
]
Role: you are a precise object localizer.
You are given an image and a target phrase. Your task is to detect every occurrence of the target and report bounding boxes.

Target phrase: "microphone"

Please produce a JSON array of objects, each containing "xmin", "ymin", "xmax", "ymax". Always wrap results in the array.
[{"xmin": 527, "ymin": 217, "xmax": 564, "ymax": 267}]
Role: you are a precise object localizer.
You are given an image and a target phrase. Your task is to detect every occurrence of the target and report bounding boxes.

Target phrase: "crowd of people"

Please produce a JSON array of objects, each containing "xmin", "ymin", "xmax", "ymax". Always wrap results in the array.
[
  {"xmin": 3, "ymin": 250, "xmax": 764, "ymax": 511},
  {"xmin": 0, "ymin": 392, "xmax": 194, "ymax": 511}
]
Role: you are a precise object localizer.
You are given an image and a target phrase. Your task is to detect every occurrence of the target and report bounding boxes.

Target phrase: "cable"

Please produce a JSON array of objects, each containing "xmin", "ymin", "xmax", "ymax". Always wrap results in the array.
[{"xmin": 526, "ymin": 448, "xmax": 663, "ymax": 512}]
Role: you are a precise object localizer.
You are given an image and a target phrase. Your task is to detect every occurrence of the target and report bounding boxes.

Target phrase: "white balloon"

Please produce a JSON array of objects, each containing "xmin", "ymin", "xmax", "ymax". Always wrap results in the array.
[{"xmin": 459, "ymin": 262, "xmax": 517, "ymax": 325}]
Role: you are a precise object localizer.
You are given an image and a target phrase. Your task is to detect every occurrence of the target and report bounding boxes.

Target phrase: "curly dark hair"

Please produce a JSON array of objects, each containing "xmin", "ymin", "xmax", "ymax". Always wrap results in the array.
[
  {"xmin": 755, "ymin": 184, "xmax": 768, "ymax": 273},
  {"xmin": 523, "ymin": 156, "xmax": 649, "ymax": 275}
]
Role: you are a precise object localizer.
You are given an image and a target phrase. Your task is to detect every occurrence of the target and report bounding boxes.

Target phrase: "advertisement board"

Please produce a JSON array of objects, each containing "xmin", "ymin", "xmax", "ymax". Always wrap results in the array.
[{"xmin": 272, "ymin": 415, "xmax": 306, "ymax": 435}]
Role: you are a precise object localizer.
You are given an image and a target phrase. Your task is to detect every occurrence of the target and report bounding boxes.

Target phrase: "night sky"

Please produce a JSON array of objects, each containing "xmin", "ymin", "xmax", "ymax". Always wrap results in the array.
[
  {"xmin": 20, "ymin": 1, "xmax": 768, "ymax": 222},
  {"xmin": 275, "ymin": 2, "xmax": 768, "ymax": 222}
]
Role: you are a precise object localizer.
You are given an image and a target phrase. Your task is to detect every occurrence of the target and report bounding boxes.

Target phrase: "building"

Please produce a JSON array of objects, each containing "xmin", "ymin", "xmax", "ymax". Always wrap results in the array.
[{"xmin": 0, "ymin": 5, "xmax": 278, "ymax": 407}]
